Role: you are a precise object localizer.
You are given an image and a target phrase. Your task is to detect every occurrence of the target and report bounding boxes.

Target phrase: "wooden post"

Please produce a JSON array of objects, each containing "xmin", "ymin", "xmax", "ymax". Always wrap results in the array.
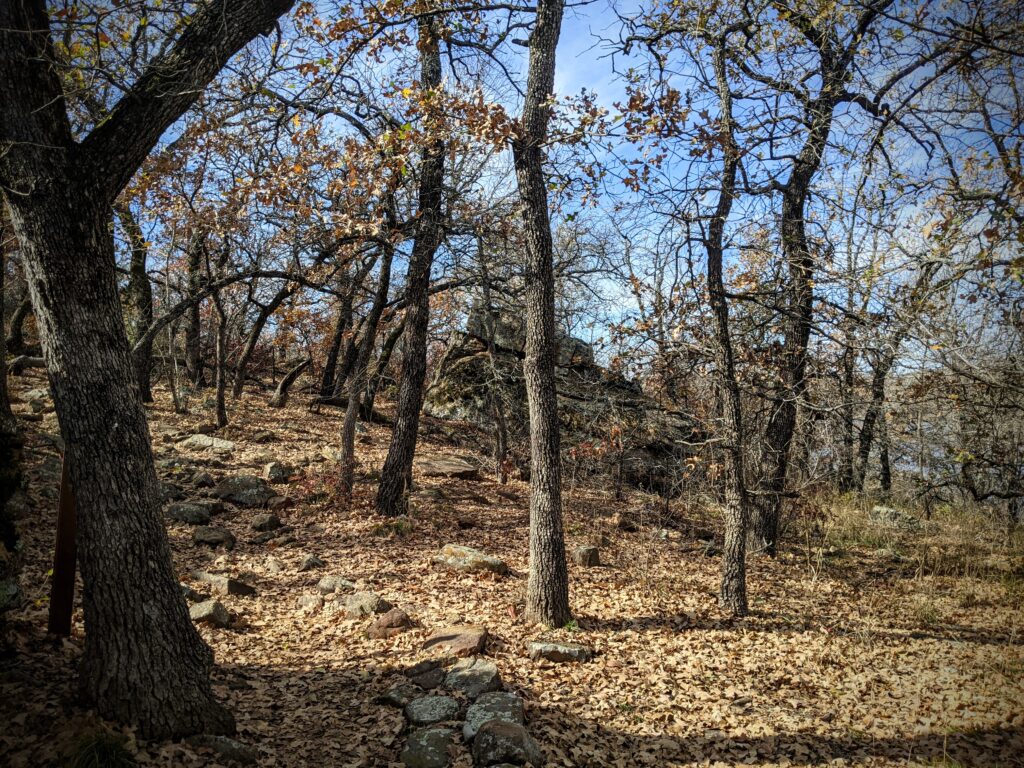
[{"xmin": 47, "ymin": 453, "xmax": 76, "ymax": 636}]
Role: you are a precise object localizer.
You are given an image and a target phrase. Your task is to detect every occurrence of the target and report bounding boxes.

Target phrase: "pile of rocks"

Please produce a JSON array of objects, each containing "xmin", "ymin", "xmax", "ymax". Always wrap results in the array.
[{"xmin": 385, "ymin": 653, "xmax": 542, "ymax": 768}]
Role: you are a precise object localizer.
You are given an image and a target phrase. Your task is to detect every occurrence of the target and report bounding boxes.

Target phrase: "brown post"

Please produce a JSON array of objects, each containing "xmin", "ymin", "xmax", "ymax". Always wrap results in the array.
[{"xmin": 47, "ymin": 453, "xmax": 76, "ymax": 636}]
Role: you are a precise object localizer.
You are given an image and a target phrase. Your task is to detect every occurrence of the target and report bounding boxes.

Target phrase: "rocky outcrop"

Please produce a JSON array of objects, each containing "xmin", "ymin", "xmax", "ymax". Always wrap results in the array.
[{"xmin": 425, "ymin": 312, "xmax": 695, "ymax": 491}]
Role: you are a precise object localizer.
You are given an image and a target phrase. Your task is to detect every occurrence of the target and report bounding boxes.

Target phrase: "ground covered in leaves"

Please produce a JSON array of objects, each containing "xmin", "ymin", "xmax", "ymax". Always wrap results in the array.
[{"xmin": 2, "ymin": 373, "xmax": 1023, "ymax": 767}]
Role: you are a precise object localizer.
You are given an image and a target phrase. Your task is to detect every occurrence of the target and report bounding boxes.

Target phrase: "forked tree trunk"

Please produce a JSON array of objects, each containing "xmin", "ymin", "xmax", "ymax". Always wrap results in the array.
[
  {"xmin": 708, "ymin": 41, "xmax": 748, "ymax": 616},
  {"xmin": 511, "ymin": 0, "xmax": 571, "ymax": 627},
  {"xmin": 340, "ymin": 246, "xmax": 394, "ymax": 498},
  {"xmin": 232, "ymin": 283, "xmax": 293, "ymax": 399},
  {"xmin": 0, "ymin": 0, "xmax": 293, "ymax": 738},
  {"xmin": 375, "ymin": 17, "xmax": 446, "ymax": 517}
]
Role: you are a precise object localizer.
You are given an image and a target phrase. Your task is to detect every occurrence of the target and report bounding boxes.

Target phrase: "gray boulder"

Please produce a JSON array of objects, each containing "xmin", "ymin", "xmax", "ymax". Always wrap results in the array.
[
  {"xmin": 318, "ymin": 575, "xmax": 356, "ymax": 594},
  {"xmin": 463, "ymin": 691, "xmax": 524, "ymax": 741},
  {"xmin": 165, "ymin": 502, "xmax": 211, "ymax": 525},
  {"xmin": 401, "ymin": 727, "xmax": 453, "ymax": 768},
  {"xmin": 342, "ymin": 591, "xmax": 393, "ymax": 618},
  {"xmin": 192, "ymin": 526, "xmax": 236, "ymax": 550},
  {"xmin": 191, "ymin": 570, "xmax": 256, "ymax": 597},
  {"xmin": 180, "ymin": 434, "xmax": 235, "ymax": 454},
  {"xmin": 263, "ymin": 461, "xmax": 292, "ymax": 484},
  {"xmin": 251, "ymin": 512, "xmax": 282, "ymax": 532},
  {"xmin": 528, "ymin": 641, "xmax": 592, "ymax": 663},
  {"xmin": 445, "ymin": 657, "xmax": 501, "ymax": 699},
  {"xmin": 405, "ymin": 695, "xmax": 460, "ymax": 727},
  {"xmin": 213, "ymin": 475, "xmax": 274, "ymax": 507},
  {"xmin": 189, "ymin": 599, "xmax": 230, "ymax": 628},
  {"xmin": 472, "ymin": 721, "xmax": 541, "ymax": 766},
  {"xmin": 432, "ymin": 544, "xmax": 508, "ymax": 575}
]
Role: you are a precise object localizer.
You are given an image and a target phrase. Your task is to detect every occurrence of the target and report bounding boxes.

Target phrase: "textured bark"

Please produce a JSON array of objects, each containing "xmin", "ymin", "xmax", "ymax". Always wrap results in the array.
[
  {"xmin": 6, "ymin": 293, "xmax": 32, "ymax": 355},
  {"xmin": 268, "ymin": 357, "xmax": 310, "ymax": 408},
  {"xmin": 320, "ymin": 292, "xmax": 353, "ymax": 397},
  {"xmin": 340, "ymin": 246, "xmax": 394, "ymax": 498},
  {"xmin": 375, "ymin": 18, "xmax": 446, "ymax": 518},
  {"xmin": 0, "ymin": 0, "xmax": 293, "ymax": 738},
  {"xmin": 232, "ymin": 283, "xmax": 294, "ymax": 399},
  {"xmin": 184, "ymin": 233, "xmax": 206, "ymax": 388},
  {"xmin": 511, "ymin": 0, "xmax": 571, "ymax": 627},
  {"xmin": 707, "ymin": 41, "xmax": 748, "ymax": 616},
  {"xmin": 116, "ymin": 205, "xmax": 155, "ymax": 402},
  {"xmin": 479, "ymin": 255, "xmax": 510, "ymax": 484},
  {"xmin": 364, "ymin": 318, "xmax": 404, "ymax": 420},
  {"xmin": 0, "ymin": 247, "xmax": 25, "ymax": 560},
  {"xmin": 212, "ymin": 292, "xmax": 229, "ymax": 428}
]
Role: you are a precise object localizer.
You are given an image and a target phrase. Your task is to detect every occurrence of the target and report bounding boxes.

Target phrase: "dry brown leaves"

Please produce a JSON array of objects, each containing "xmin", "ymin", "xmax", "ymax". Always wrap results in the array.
[{"xmin": 1, "ymin": 374, "xmax": 1022, "ymax": 767}]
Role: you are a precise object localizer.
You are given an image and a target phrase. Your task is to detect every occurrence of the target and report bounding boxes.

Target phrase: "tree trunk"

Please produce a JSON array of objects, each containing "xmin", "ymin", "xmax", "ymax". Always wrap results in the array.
[
  {"xmin": 6, "ymin": 293, "xmax": 31, "ymax": 355},
  {"xmin": 0, "ymin": 0, "xmax": 294, "ymax": 737},
  {"xmin": 511, "ymin": 0, "xmax": 571, "ymax": 627},
  {"xmin": 268, "ymin": 357, "xmax": 310, "ymax": 408},
  {"xmin": 184, "ymin": 232, "xmax": 206, "ymax": 388},
  {"xmin": 707, "ymin": 40, "xmax": 748, "ymax": 616},
  {"xmin": 375, "ymin": 17, "xmax": 446, "ymax": 518},
  {"xmin": 0, "ymin": 245, "xmax": 25, "ymax": 563},
  {"xmin": 212, "ymin": 293, "xmax": 229, "ymax": 428},
  {"xmin": 320, "ymin": 290, "xmax": 352, "ymax": 397},
  {"xmin": 340, "ymin": 246, "xmax": 394, "ymax": 498},
  {"xmin": 364, "ymin": 318, "xmax": 404, "ymax": 420},
  {"xmin": 479, "ymin": 249, "xmax": 510, "ymax": 484},
  {"xmin": 232, "ymin": 282, "xmax": 293, "ymax": 399},
  {"xmin": 116, "ymin": 204, "xmax": 155, "ymax": 402}
]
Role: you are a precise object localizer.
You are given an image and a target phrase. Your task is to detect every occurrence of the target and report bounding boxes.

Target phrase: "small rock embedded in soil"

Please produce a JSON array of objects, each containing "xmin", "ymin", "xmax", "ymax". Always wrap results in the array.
[
  {"xmin": 189, "ymin": 599, "xmax": 230, "ymax": 628},
  {"xmin": 165, "ymin": 502, "xmax": 212, "ymax": 525},
  {"xmin": 212, "ymin": 474, "xmax": 274, "ymax": 507},
  {"xmin": 318, "ymin": 575, "xmax": 356, "ymax": 594},
  {"xmin": 571, "ymin": 545, "xmax": 600, "ymax": 566},
  {"xmin": 401, "ymin": 726, "xmax": 454, "ymax": 768},
  {"xmin": 528, "ymin": 641, "xmax": 593, "ymax": 663},
  {"xmin": 422, "ymin": 625, "xmax": 488, "ymax": 657},
  {"xmin": 432, "ymin": 544, "xmax": 508, "ymax": 575},
  {"xmin": 298, "ymin": 554, "xmax": 325, "ymax": 572},
  {"xmin": 367, "ymin": 607, "xmax": 413, "ymax": 639},
  {"xmin": 405, "ymin": 695, "xmax": 460, "ymax": 726},
  {"xmin": 251, "ymin": 512, "xmax": 282, "ymax": 532},
  {"xmin": 381, "ymin": 681, "xmax": 423, "ymax": 708},
  {"xmin": 445, "ymin": 657, "xmax": 501, "ymax": 699},
  {"xmin": 342, "ymin": 591, "xmax": 393, "ymax": 618},
  {"xmin": 463, "ymin": 691, "xmax": 525, "ymax": 741},
  {"xmin": 263, "ymin": 461, "xmax": 292, "ymax": 484},
  {"xmin": 296, "ymin": 594, "xmax": 324, "ymax": 611},
  {"xmin": 191, "ymin": 570, "xmax": 256, "ymax": 597},
  {"xmin": 472, "ymin": 721, "xmax": 541, "ymax": 767},
  {"xmin": 192, "ymin": 525, "xmax": 236, "ymax": 550}
]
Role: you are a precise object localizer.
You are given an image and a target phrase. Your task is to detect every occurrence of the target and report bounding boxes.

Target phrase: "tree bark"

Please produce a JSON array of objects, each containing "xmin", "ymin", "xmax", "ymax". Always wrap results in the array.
[
  {"xmin": 364, "ymin": 318, "xmax": 404, "ymax": 420},
  {"xmin": 375, "ymin": 17, "xmax": 446, "ymax": 517},
  {"xmin": 340, "ymin": 245, "xmax": 394, "ymax": 498},
  {"xmin": 511, "ymin": 0, "xmax": 571, "ymax": 627},
  {"xmin": 268, "ymin": 357, "xmax": 310, "ymax": 408},
  {"xmin": 6, "ymin": 293, "xmax": 32, "ymax": 355},
  {"xmin": 0, "ymin": 0, "xmax": 293, "ymax": 738},
  {"xmin": 184, "ymin": 232, "xmax": 206, "ymax": 388},
  {"xmin": 707, "ymin": 39, "xmax": 748, "ymax": 616},
  {"xmin": 116, "ymin": 204, "xmax": 155, "ymax": 402},
  {"xmin": 232, "ymin": 282, "xmax": 293, "ymax": 399},
  {"xmin": 0, "ymin": 245, "xmax": 25, "ymax": 563}
]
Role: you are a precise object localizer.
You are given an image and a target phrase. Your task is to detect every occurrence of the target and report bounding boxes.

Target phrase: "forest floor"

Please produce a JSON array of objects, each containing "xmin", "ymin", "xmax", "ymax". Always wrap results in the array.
[{"xmin": 2, "ymin": 371, "xmax": 1023, "ymax": 767}]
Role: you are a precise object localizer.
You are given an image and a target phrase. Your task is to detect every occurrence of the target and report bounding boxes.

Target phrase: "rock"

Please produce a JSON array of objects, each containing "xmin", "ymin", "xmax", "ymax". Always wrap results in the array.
[
  {"xmin": 409, "ymin": 667, "xmax": 446, "ymax": 690},
  {"xmin": 422, "ymin": 625, "xmax": 488, "ymax": 657},
  {"xmin": 445, "ymin": 657, "xmax": 501, "ymax": 699},
  {"xmin": 263, "ymin": 461, "xmax": 292, "ymax": 484},
  {"xmin": 367, "ymin": 607, "xmax": 413, "ymax": 639},
  {"xmin": 432, "ymin": 544, "xmax": 508, "ymax": 575},
  {"xmin": 189, "ymin": 599, "xmax": 230, "ymax": 628},
  {"xmin": 870, "ymin": 505, "xmax": 921, "ymax": 531},
  {"xmin": 401, "ymin": 726, "xmax": 454, "ymax": 768},
  {"xmin": 343, "ymin": 591, "xmax": 393, "ymax": 618},
  {"xmin": 180, "ymin": 583, "xmax": 208, "ymax": 602},
  {"xmin": 382, "ymin": 681, "xmax": 423, "ymax": 708},
  {"xmin": 405, "ymin": 695, "xmax": 460, "ymax": 727},
  {"xmin": 212, "ymin": 475, "xmax": 274, "ymax": 507},
  {"xmin": 161, "ymin": 482, "xmax": 187, "ymax": 501},
  {"xmin": 166, "ymin": 502, "xmax": 211, "ymax": 525},
  {"xmin": 571, "ymin": 545, "xmax": 600, "ymax": 567},
  {"xmin": 184, "ymin": 735, "xmax": 257, "ymax": 765},
  {"xmin": 472, "ymin": 721, "xmax": 541, "ymax": 767},
  {"xmin": 463, "ymin": 691, "xmax": 525, "ymax": 741},
  {"xmin": 180, "ymin": 434, "xmax": 235, "ymax": 453},
  {"xmin": 192, "ymin": 471, "xmax": 216, "ymax": 488},
  {"xmin": 528, "ymin": 641, "xmax": 592, "ymax": 664},
  {"xmin": 192, "ymin": 526, "xmax": 236, "ymax": 550},
  {"xmin": 296, "ymin": 594, "xmax": 324, "ymax": 611},
  {"xmin": 191, "ymin": 570, "xmax": 256, "ymax": 597},
  {"xmin": 267, "ymin": 495, "xmax": 293, "ymax": 511},
  {"xmin": 416, "ymin": 456, "xmax": 480, "ymax": 480},
  {"xmin": 252, "ymin": 430, "xmax": 277, "ymax": 443},
  {"xmin": 250, "ymin": 525, "xmax": 294, "ymax": 545},
  {"xmin": 298, "ymin": 554, "xmax": 325, "ymax": 572},
  {"xmin": 318, "ymin": 575, "xmax": 356, "ymax": 594},
  {"xmin": 251, "ymin": 512, "xmax": 282, "ymax": 532}
]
